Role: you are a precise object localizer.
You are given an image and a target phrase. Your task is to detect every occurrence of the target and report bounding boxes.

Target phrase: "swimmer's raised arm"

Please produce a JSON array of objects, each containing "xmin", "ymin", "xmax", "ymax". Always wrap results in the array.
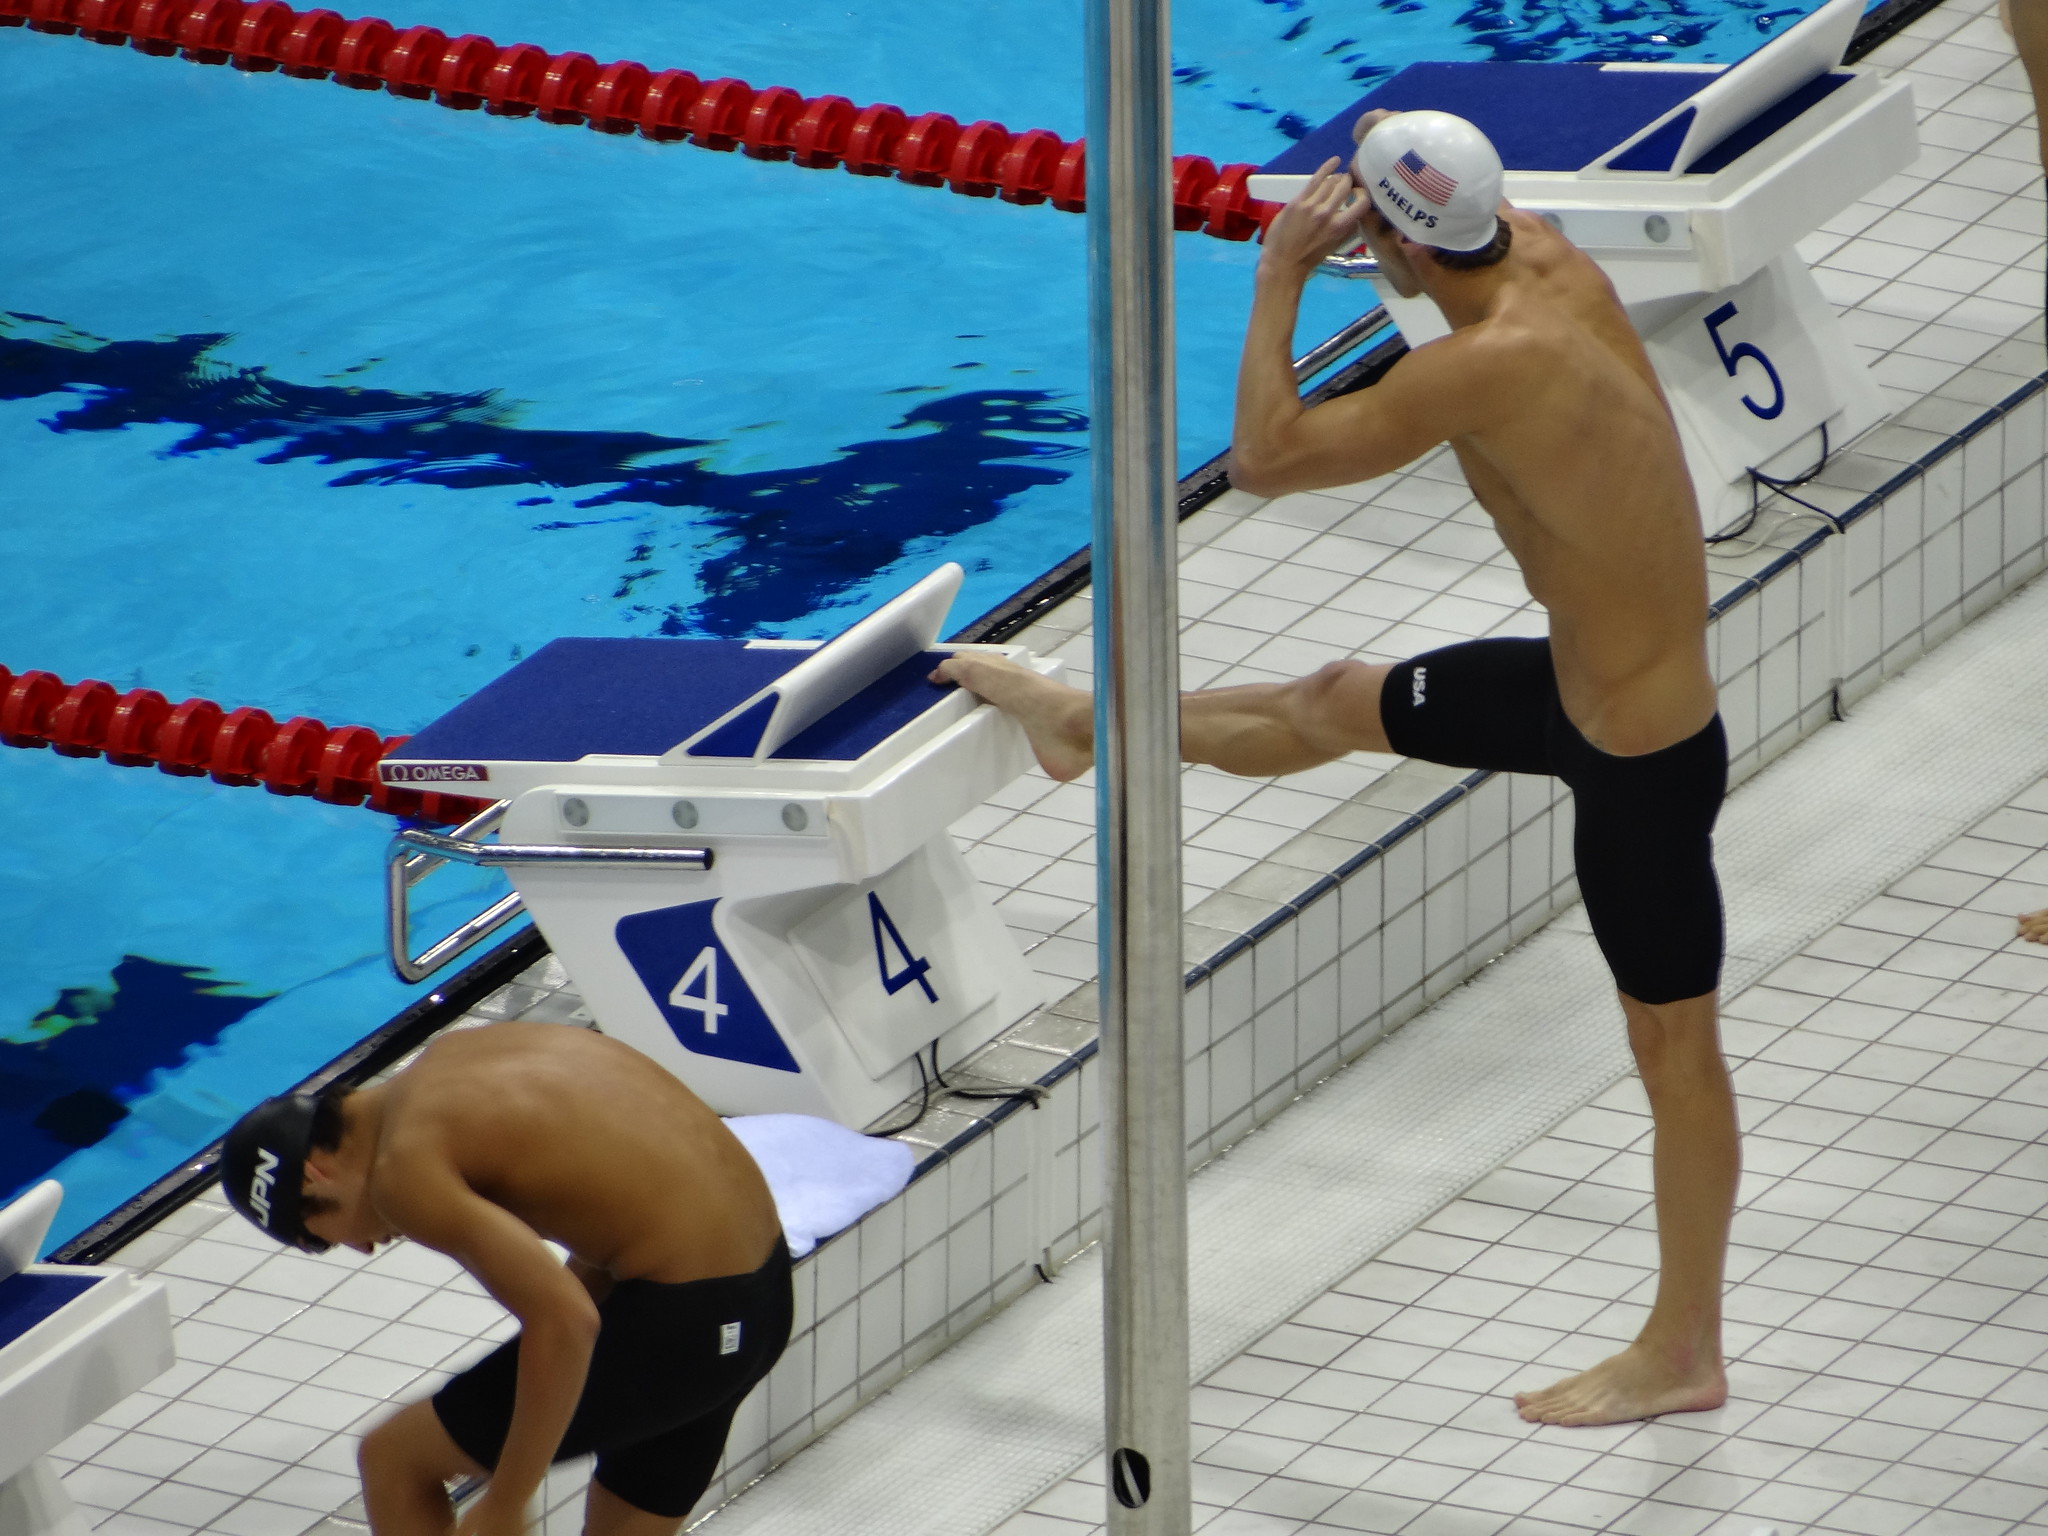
[
  {"xmin": 374, "ymin": 1145, "xmax": 599, "ymax": 1536},
  {"xmin": 1230, "ymin": 163, "xmax": 1512, "ymax": 497}
]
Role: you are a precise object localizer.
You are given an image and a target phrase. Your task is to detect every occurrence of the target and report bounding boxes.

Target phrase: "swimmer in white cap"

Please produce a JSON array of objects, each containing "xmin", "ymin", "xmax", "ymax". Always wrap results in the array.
[
  {"xmin": 221, "ymin": 1025, "xmax": 787, "ymax": 1536},
  {"xmin": 937, "ymin": 109, "xmax": 1734, "ymax": 1427}
]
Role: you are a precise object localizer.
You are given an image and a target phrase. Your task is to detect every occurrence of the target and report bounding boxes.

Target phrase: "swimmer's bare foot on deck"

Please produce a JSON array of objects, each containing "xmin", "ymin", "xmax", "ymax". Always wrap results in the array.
[
  {"xmin": 1514, "ymin": 1339, "xmax": 1727, "ymax": 1427},
  {"xmin": 2020, "ymin": 908, "xmax": 2048, "ymax": 944},
  {"xmin": 932, "ymin": 652, "xmax": 1095, "ymax": 782}
]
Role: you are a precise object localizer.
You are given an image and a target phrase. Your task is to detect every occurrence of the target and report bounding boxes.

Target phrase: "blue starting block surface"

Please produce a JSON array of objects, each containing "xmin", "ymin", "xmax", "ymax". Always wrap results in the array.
[
  {"xmin": 389, "ymin": 639, "xmax": 959, "ymax": 767},
  {"xmin": 1263, "ymin": 63, "xmax": 1708, "ymax": 176},
  {"xmin": 0, "ymin": 1270, "xmax": 100, "ymax": 1348},
  {"xmin": 1260, "ymin": 61, "xmax": 1856, "ymax": 180}
]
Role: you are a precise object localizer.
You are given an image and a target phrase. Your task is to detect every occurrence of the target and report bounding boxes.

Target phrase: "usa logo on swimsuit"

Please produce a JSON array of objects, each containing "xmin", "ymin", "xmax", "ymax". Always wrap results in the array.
[{"xmin": 1394, "ymin": 150, "xmax": 1458, "ymax": 205}]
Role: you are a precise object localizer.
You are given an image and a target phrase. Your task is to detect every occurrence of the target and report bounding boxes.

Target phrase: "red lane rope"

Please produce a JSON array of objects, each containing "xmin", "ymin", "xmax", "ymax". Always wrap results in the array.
[
  {"xmin": 0, "ymin": 664, "xmax": 490, "ymax": 825},
  {"xmin": 0, "ymin": 0, "xmax": 1279, "ymax": 240}
]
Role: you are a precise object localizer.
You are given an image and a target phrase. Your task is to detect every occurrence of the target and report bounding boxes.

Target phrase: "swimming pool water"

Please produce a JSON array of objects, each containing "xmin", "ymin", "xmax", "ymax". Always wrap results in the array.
[{"xmin": 2, "ymin": 0, "xmax": 1851, "ymax": 1249}]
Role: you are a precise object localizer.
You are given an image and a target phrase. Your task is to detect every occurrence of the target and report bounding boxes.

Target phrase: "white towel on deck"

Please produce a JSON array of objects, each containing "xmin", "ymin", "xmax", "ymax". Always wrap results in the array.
[{"xmin": 724, "ymin": 1114, "xmax": 916, "ymax": 1258}]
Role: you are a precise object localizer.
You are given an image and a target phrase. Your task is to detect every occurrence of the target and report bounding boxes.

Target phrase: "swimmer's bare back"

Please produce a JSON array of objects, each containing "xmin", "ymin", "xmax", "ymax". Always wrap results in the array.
[
  {"xmin": 1238, "ymin": 201, "xmax": 1715, "ymax": 756},
  {"xmin": 1442, "ymin": 213, "xmax": 1713, "ymax": 752},
  {"xmin": 365, "ymin": 1024, "xmax": 780, "ymax": 1285}
]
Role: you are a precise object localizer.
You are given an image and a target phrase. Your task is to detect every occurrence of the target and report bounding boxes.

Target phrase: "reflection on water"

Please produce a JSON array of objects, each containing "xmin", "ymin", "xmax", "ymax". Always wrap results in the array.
[
  {"xmin": 1, "ymin": 314, "xmax": 1086, "ymax": 637},
  {"xmin": 0, "ymin": 956, "xmax": 272, "ymax": 1202}
]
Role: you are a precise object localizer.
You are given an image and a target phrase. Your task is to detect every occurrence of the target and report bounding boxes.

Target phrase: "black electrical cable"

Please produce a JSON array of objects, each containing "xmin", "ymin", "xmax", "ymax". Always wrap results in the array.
[
  {"xmin": 1706, "ymin": 420, "xmax": 1835, "ymax": 545},
  {"xmin": 864, "ymin": 1045, "xmax": 937, "ymax": 1138},
  {"xmin": 931, "ymin": 1042, "xmax": 1050, "ymax": 1109},
  {"xmin": 866, "ymin": 1040, "xmax": 1049, "ymax": 1139}
]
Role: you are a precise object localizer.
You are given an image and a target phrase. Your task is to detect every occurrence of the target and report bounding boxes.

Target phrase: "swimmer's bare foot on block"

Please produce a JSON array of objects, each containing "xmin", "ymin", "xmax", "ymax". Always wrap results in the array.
[
  {"xmin": 2021, "ymin": 908, "xmax": 2048, "ymax": 944},
  {"xmin": 1514, "ymin": 1339, "xmax": 1727, "ymax": 1426},
  {"xmin": 932, "ymin": 652, "xmax": 1094, "ymax": 782}
]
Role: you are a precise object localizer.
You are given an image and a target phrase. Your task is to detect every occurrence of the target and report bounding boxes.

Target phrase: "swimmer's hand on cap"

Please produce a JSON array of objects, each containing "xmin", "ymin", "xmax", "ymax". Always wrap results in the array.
[
  {"xmin": 1258, "ymin": 157, "xmax": 1367, "ymax": 281},
  {"xmin": 1351, "ymin": 107, "xmax": 1399, "ymax": 145},
  {"xmin": 1349, "ymin": 109, "xmax": 1404, "ymax": 240}
]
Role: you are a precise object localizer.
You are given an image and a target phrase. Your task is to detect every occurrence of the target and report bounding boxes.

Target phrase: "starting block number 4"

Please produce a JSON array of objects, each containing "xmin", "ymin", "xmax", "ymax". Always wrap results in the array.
[
  {"xmin": 871, "ymin": 892, "xmax": 937, "ymax": 1003},
  {"xmin": 789, "ymin": 850, "xmax": 1000, "ymax": 1079},
  {"xmin": 669, "ymin": 947, "xmax": 730, "ymax": 1031},
  {"xmin": 615, "ymin": 898, "xmax": 800, "ymax": 1072}
]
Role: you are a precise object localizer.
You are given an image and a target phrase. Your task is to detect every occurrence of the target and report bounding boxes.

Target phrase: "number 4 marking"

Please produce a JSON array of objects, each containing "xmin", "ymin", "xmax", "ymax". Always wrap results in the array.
[
  {"xmin": 869, "ymin": 893, "xmax": 938, "ymax": 1003},
  {"xmin": 1704, "ymin": 301, "xmax": 1785, "ymax": 421},
  {"xmin": 669, "ymin": 946, "xmax": 730, "ymax": 1032}
]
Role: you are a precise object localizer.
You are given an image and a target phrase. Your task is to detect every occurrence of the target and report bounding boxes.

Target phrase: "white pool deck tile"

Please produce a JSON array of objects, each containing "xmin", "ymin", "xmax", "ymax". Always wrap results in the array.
[
  {"xmin": 39, "ymin": 1, "xmax": 2048, "ymax": 1534},
  {"xmin": 995, "ymin": 776, "xmax": 2048, "ymax": 1536}
]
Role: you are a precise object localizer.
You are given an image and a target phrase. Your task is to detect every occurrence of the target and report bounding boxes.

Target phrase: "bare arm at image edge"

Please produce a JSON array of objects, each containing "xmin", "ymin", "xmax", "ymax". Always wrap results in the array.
[{"xmin": 2005, "ymin": 0, "xmax": 2048, "ymax": 172}]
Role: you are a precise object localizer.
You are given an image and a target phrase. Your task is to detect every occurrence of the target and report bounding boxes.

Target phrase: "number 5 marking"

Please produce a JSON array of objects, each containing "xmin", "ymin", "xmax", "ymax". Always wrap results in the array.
[{"xmin": 1704, "ymin": 301, "xmax": 1784, "ymax": 421}]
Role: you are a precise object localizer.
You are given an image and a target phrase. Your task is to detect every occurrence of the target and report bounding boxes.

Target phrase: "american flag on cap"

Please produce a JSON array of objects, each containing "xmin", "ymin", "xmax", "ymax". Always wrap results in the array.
[{"xmin": 1393, "ymin": 148, "xmax": 1458, "ymax": 205}]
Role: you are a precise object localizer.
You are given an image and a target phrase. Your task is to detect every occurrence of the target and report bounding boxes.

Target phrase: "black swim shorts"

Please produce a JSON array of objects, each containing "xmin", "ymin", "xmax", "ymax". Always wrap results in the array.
[
  {"xmin": 434, "ymin": 1238, "xmax": 793, "ymax": 1520},
  {"xmin": 1379, "ymin": 636, "xmax": 1726, "ymax": 1006}
]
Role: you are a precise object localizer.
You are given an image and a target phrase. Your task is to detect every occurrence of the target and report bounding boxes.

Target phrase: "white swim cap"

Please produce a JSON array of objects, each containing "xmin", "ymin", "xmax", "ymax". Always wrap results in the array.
[{"xmin": 1353, "ymin": 111, "xmax": 1504, "ymax": 254}]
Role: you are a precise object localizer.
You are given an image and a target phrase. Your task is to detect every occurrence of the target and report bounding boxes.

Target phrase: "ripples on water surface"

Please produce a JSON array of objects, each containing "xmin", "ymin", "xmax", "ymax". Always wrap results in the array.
[{"xmin": 0, "ymin": 0, "xmax": 1842, "ymax": 1246}]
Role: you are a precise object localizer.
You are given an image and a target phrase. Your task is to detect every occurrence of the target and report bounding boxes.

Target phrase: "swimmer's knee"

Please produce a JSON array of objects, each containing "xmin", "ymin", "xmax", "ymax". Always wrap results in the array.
[
  {"xmin": 1619, "ymin": 990, "xmax": 1723, "ymax": 1081},
  {"xmin": 360, "ymin": 1401, "xmax": 474, "ymax": 1488},
  {"xmin": 1292, "ymin": 660, "xmax": 1393, "ymax": 754},
  {"xmin": 357, "ymin": 1416, "xmax": 402, "ymax": 1486},
  {"xmin": 1305, "ymin": 657, "xmax": 1383, "ymax": 691},
  {"xmin": 358, "ymin": 1412, "xmax": 418, "ymax": 1481}
]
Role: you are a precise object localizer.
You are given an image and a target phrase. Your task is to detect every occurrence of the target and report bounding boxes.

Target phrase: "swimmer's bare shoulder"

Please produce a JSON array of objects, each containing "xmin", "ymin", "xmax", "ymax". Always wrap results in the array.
[
  {"xmin": 367, "ymin": 1024, "xmax": 780, "ymax": 1284},
  {"xmin": 1448, "ymin": 215, "xmax": 1697, "ymax": 520},
  {"xmin": 1465, "ymin": 213, "xmax": 1666, "ymax": 412}
]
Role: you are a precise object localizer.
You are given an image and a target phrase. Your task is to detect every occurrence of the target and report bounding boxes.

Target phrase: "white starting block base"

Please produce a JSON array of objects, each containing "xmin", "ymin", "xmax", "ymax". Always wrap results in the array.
[
  {"xmin": 0, "ymin": 1185, "xmax": 173, "ymax": 1536},
  {"xmin": 0, "ymin": 1462, "xmax": 89, "ymax": 1536},
  {"xmin": 386, "ymin": 565, "xmax": 1054, "ymax": 1128},
  {"xmin": 1250, "ymin": 0, "xmax": 1915, "ymax": 533},
  {"xmin": 505, "ymin": 831, "xmax": 1047, "ymax": 1127}
]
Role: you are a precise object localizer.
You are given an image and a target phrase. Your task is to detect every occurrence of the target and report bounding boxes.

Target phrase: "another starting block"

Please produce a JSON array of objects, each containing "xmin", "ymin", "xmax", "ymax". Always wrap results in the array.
[
  {"xmin": 382, "ymin": 565, "xmax": 1055, "ymax": 1129},
  {"xmin": 1249, "ymin": 0, "xmax": 1917, "ymax": 530},
  {"xmin": 0, "ymin": 1182, "xmax": 174, "ymax": 1536}
]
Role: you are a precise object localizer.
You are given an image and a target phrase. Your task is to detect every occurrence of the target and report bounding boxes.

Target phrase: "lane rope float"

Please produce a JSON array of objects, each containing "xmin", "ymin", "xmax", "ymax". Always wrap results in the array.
[
  {"xmin": 0, "ymin": 664, "xmax": 491, "ymax": 825},
  {"xmin": 0, "ymin": 0, "xmax": 1280, "ymax": 240}
]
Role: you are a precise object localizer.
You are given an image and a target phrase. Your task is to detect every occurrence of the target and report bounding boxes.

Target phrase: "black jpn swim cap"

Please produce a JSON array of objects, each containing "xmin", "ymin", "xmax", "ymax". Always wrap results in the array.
[{"xmin": 220, "ymin": 1094, "xmax": 324, "ymax": 1251}]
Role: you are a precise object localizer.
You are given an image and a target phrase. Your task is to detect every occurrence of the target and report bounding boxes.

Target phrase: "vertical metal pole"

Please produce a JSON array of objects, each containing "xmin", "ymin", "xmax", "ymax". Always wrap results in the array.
[{"xmin": 1085, "ymin": 0, "xmax": 1189, "ymax": 1531}]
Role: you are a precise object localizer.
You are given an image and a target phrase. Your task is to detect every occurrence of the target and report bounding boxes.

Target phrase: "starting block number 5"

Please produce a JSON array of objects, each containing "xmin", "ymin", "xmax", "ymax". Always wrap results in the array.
[
  {"xmin": 1704, "ymin": 301, "xmax": 1784, "ymax": 421},
  {"xmin": 1645, "ymin": 257, "xmax": 1842, "ymax": 491}
]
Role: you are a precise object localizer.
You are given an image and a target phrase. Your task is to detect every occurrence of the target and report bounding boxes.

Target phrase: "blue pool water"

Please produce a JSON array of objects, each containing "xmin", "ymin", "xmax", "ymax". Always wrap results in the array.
[{"xmin": 2, "ymin": 0, "xmax": 1849, "ymax": 1249}]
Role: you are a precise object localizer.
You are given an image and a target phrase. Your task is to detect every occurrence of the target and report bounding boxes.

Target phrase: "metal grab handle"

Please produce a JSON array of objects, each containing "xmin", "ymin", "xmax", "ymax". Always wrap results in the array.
[
  {"xmin": 383, "ymin": 802, "xmax": 715, "ymax": 983},
  {"xmin": 386, "ymin": 801, "xmax": 524, "ymax": 984},
  {"xmin": 396, "ymin": 828, "xmax": 716, "ymax": 869},
  {"xmin": 1316, "ymin": 251, "xmax": 1382, "ymax": 281},
  {"xmin": 1292, "ymin": 305, "xmax": 1389, "ymax": 383}
]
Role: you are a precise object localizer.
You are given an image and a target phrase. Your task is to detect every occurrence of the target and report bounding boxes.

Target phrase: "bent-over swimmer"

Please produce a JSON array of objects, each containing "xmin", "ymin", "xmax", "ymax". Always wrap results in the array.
[{"xmin": 221, "ymin": 1024, "xmax": 788, "ymax": 1536}]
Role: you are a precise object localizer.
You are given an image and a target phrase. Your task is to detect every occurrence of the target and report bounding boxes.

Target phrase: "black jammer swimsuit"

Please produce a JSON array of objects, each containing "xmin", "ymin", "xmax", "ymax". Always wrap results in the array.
[
  {"xmin": 433, "ymin": 1237, "xmax": 793, "ymax": 1520},
  {"xmin": 1379, "ymin": 636, "xmax": 1726, "ymax": 1006}
]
